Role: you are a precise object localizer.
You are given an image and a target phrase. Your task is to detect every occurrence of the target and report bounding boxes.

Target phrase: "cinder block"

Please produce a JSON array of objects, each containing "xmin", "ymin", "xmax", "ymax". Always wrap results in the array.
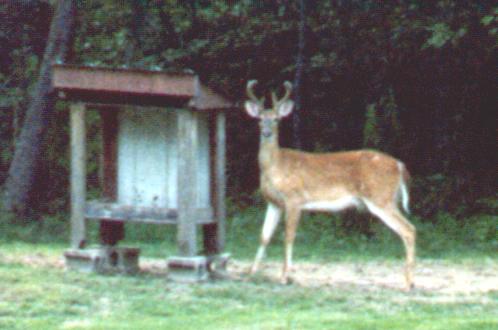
[
  {"xmin": 64, "ymin": 247, "xmax": 140, "ymax": 274},
  {"xmin": 167, "ymin": 253, "xmax": 231, "ymax": 282},
  {"xmin": 167, "ymin": 256, "xmax": 209, "ymax": 282}
]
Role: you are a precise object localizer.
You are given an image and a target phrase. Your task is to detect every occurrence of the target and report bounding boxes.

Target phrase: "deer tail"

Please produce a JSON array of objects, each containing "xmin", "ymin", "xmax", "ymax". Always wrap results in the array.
[{"xmin": 397, "ymin": 161, "xmax": 411, "ymax": 214}]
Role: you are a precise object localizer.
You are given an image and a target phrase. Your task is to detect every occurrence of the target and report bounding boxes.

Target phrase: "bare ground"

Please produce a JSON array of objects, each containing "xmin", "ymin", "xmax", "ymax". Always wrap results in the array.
[
  {"xmin": 226, "ymin": 259, "xmax": 498, "ymax": 294},
  {"xmin": 2, "ymin": 252, "xmax": 497, "ymax": 301}
]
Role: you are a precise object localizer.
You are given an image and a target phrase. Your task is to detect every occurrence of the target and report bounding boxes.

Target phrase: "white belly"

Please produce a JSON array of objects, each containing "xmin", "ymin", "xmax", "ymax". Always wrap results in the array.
[{"xmin": 301, "ymin": 196, "xmax": 360, "ymax": 212}]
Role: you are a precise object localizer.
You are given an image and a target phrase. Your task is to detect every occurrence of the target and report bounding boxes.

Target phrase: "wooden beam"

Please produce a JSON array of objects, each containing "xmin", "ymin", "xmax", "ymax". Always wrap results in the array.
[
  {"xmin": 70, "ymin": 103, "xmax": 87, "ymax": 249},
  {"xmin": 204, "ymin": 112, "xmax": 226, "ymax": 254},
  {"xmin": 215, "ymin": 112, "xmax": 227, "ymax": 252},
  {"xmin": 99, "ymin": 108, "xmax": 124, "ymax": 245},
  {"xmin": 101, "ymin": 108, "xmax": 118, "ymax": 198},
  {"xmin": 176, "ymin": 109, "xmax": 198, "ymax": 256},
  {"xmin": 85, "ymin": 201, "xmax": 214, "ymax": 225}
]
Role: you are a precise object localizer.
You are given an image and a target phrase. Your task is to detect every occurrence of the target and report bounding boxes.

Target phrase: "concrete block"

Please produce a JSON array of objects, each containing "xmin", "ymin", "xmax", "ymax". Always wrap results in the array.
[
  {"xmin": 167, "ymin": 256, "xmax": 209, "ymax": 283},
  {"xmin": 64, "ymin": 247, "xmax": 140, "ymax": 274},
  {"xmin": 167, "ymin": 253, "xmax": 231, "ymax": 282}
]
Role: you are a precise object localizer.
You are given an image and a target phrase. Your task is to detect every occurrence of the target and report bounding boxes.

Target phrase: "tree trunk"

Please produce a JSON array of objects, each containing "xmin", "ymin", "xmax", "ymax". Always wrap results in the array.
[
  {"xmin": 123, "ymin": 0, "xmax": 146, "ymax": 66},
  {"xmin": 292, "ymin": 0, "xmax": 306, "ymax": 149},
  {"xmin": 2, "ymin": 0, "xmax": 76, "ymax": 216}
]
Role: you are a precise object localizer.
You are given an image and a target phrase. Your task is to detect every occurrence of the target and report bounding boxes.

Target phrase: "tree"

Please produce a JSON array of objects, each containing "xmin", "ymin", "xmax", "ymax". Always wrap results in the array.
[
  {"xmin": 292, "ymin": 0, "xmax": 306, "ymax": 149},
  {"xmin": 1, "ymin": 1, "xmax": 495, "ymax": 219},
  {"xmin": 2, "ymin": 0, "xmax": 77, "ymax": 217}
]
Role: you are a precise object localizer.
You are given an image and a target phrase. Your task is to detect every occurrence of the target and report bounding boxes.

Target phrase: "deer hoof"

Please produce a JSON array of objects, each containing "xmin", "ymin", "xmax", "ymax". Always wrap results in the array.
[
  {"xmin": 280, "ymin": 276, "xmax": 293, "ymax": 285},
  {"xmin": 405, "ymin": 283, "xmax": 415, "ymax": 292}
]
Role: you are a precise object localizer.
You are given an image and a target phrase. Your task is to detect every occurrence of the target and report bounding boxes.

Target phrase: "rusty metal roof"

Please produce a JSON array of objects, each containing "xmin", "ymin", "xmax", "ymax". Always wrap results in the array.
[{"xmin": 52, "ymin": 64, "xmax": 232, "ymax": 110}]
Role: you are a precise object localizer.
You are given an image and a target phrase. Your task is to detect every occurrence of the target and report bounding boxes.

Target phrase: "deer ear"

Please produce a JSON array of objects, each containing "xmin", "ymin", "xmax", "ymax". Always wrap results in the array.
[
  {"xmin": 244, "ymin": 101, "xmax": 261, "ymax": 118},
  {"xmin": 277, "ymin": 100, "xmax": 294, "ymax": 118}
]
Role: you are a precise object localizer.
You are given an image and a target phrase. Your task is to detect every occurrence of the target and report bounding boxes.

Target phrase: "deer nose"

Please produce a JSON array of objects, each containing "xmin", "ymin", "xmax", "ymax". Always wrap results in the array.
[{"xmin": 262, "ymin": 128, "xmax": 273, "ymax": 138}]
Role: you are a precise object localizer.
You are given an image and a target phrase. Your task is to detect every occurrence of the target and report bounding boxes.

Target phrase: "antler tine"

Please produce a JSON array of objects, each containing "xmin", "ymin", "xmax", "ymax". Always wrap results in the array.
[
  {"xmin": 282, "ymin": 81, "xmax": 293, "ymax": 102},
  {"xmin": 246, "ymin": 80, "xmax": 263, "ymax": 104},
  {"xmin": 272, "ymin": 81, "xmax": 293, "ymax": 107}
]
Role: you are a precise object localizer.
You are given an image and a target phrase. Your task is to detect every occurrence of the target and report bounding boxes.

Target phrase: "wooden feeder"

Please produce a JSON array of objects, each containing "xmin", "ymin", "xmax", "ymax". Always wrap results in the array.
[{"xmin": 53, "ymin": 64, "xmax": 231, "ymax": 281}]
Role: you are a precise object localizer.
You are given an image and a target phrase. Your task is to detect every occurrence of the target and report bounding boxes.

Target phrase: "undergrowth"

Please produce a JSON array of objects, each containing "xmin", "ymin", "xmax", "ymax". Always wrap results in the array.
[
  {"xmin": 225, "ymin": 203, "xmax": 497, "ymax": 262},
  {"xmin": 2, "ymin": 199, "xmax": 495, "ymax": 261}
]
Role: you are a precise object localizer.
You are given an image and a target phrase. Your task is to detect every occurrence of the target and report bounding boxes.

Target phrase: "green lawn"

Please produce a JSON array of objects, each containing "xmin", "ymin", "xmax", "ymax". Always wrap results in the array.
[
  {"xmin": 0, "ymin": 209, "xmax": 496, "ymax": 329},
  {"xmin": 0, "ymin": 241, "xmax": 496, "ymax": 330}
]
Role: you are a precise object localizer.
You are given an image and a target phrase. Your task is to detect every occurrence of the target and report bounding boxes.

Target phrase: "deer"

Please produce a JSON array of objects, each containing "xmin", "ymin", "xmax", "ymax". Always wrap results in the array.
[{"xmin": 244, "ymin": 80, "xmax": 416, "ymax": 290}]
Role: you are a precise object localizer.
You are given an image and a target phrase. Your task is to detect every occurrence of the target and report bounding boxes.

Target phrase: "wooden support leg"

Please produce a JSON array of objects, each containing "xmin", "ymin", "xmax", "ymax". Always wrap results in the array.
[
  {"xmin": 70, "ymin": 103, "xmax": 87, "ymax": 249},
  {"xmin": 176, "ymin": 109, "xmax": 198, "ymax": 257},
  {"xmin": 99, "ymin": 108, "xmax": 124, "ymax": 246},
  {"xmin": 203, "ymin": 112, "xmax": 227, "ymax": 255}
]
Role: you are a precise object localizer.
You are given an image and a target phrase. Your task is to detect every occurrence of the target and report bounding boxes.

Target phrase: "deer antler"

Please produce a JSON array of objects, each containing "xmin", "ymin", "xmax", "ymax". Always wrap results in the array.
[
  {"xmin": 271, "ymin": 81, "xmax": 293, "ymax": 107},
  {"xmin": 246, "ymin": 80, "xmax": 264, "ymax": 105}
]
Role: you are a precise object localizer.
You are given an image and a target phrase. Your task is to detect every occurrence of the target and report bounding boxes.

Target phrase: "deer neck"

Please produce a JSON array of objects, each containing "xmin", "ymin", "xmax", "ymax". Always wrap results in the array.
[{"xmin": 258, "ymin": 134, "xmax": 280, "ymax": 172}]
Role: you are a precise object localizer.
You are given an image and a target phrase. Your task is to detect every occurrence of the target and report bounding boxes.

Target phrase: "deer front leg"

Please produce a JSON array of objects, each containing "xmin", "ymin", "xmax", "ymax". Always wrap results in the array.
[
  {"xmin": 281, "ymin": 206, "xmax": 301, "ymax": 284},
  {"xmin": 251, "ymin": 203, "xmax": 282, "ymax": 274}
]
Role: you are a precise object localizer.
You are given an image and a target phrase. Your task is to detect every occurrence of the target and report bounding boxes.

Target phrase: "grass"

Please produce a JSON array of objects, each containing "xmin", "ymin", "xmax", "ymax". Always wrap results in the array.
[
  {"xmin": 0, "ymin": 252, "xmax": 496, "ymax": 330},
  {"xmin": 0, "ymin": 207, "xmax": 496, "ymax": 329}
]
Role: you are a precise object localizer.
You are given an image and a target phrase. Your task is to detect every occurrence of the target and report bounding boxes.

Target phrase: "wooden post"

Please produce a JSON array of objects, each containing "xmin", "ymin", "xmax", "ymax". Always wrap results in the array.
[
  {"xmin": 204, "ymin": 111, "xmax": 227, "ymax": 254},
  {"xmin": 214, "ymin": 112, "xmax": 226, "ymax": 252},
  {"xmin": 176, "ymin": 109, "xmax": 198, "ymax": 257},
  {"xmin": 99, "ymin": 108, "xmax": 124, "ymax": 245},
  {"xmin": 70, "ymin": 103, "xmax": 86, "ymax": 249}
]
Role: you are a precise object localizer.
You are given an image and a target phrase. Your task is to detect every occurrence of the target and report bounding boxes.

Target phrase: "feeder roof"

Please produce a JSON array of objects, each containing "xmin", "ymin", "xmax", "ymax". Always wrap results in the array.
[{"xmin": 52, "ymin": 64, "xmax": 232, "ymax": 110}]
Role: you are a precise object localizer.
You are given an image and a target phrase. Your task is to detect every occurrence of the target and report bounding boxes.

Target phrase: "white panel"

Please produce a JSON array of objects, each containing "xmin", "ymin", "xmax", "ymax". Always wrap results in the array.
[
  {"xmin": 116, "ymin": 108, "xmax": 211, "ymax": 209},
  {"xmin": 196, "ymin": 113, "xmax": 210, "ymax": 207},
  {"xmin": 117, "ymin": 108, "xmax": 172, "ymax": 208},
  {"xmin": 165, "ymin": 111, "xmax": 178, "ymax": 208},
  {"xmin": 117, "ymin": 109, "xmax": 137, "ymax": 205},
  {"xmin": 136, "ymin": 110, "xmax": 168, "ymax": 207}
]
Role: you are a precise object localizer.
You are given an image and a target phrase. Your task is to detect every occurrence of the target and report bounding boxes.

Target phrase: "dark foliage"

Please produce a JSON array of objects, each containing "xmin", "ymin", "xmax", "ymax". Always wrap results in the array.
[{"xmin": 0, "ymin": 1, "xmax": 496, "ymax": 221}]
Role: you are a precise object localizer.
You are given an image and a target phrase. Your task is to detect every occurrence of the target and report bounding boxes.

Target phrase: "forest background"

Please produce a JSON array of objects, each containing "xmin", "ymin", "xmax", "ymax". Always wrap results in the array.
[{"xmin": 0, "ymin": 1, "xmax": 496, "ymax": 235}]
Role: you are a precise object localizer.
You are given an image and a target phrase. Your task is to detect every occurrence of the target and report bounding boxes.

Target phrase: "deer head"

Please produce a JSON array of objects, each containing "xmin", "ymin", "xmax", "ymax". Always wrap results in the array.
[{"xmin": 244, "ymin": 80, "xmax": 294, "ymax": 140}]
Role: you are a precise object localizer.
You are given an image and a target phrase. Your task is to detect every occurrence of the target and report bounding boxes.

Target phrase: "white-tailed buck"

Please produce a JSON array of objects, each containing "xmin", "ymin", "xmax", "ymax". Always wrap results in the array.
[{"xmin": 244, "ymin": 80, "xmax": 416, "ymax": 290}]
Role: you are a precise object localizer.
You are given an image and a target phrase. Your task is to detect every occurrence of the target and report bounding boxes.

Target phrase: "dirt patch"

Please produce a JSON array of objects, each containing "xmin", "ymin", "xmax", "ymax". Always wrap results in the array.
[
  {"xmin": 135, "ymin": 257, "xmax": 498, "ymax": 301},
  {"xmin": 225, "ymin": 259, "xmax": 498, "ymax": 295},
  {"xmin": 2, "ymin": 252, "xmax": 496, "ymax": 297},
  {"xmin": 0, "ymin": 253, "xmax": 65, "ymax": 269}
]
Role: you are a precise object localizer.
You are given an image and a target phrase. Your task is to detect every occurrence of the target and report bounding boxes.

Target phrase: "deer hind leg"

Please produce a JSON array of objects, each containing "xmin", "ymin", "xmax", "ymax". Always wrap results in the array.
[
  {"xmin": 363, "ymin": 200, "xmax": 417, "ymax": 291},
  {"xmin": 251, "ymin": 203, "xmax": 282, "ymax": 274},
  {"xmin": 281, "ymin": 206, "xmax": 301, "ymax": 284}
]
